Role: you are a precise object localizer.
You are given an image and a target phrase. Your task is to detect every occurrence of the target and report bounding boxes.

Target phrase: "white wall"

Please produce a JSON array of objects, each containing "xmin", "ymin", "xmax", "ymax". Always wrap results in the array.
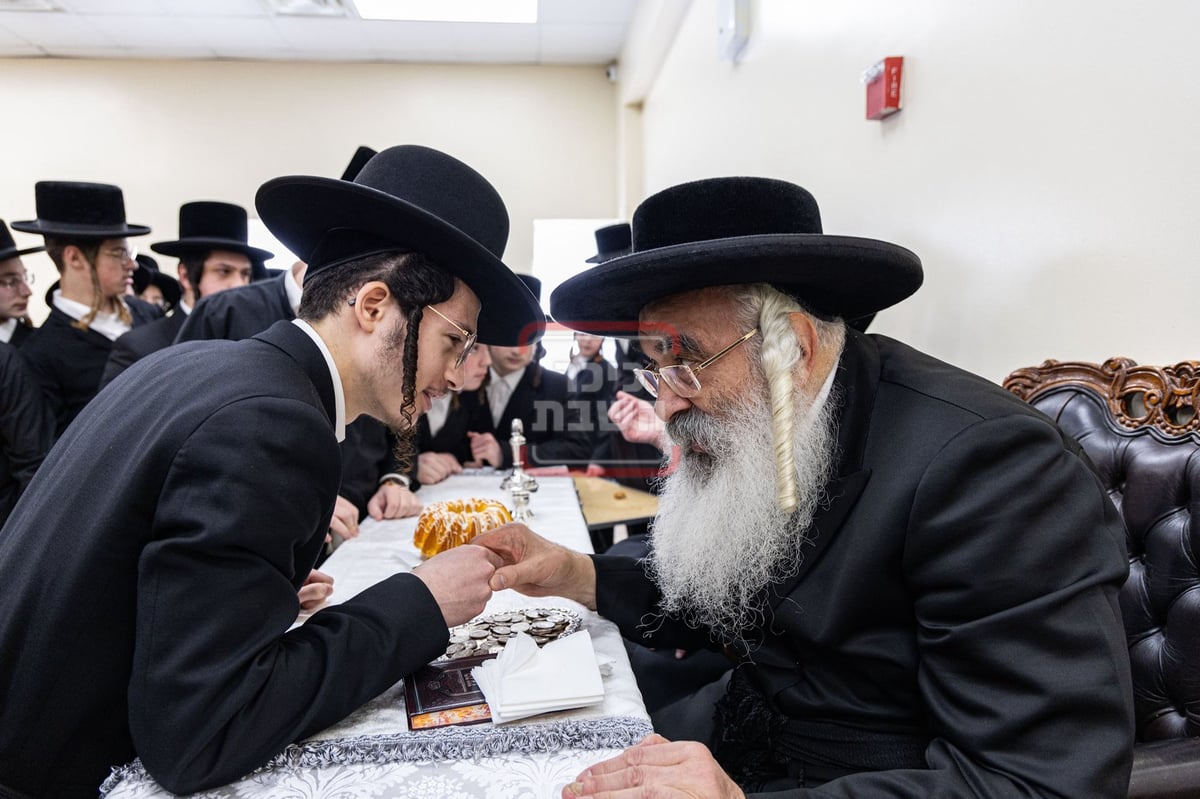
[
  {"xmin": 0, "ymin": 58, "xmax": 618, "ymax": 324},
  {"xmin": 625, "ymin": 0, "xmax": 1200, "ymax": 382}
]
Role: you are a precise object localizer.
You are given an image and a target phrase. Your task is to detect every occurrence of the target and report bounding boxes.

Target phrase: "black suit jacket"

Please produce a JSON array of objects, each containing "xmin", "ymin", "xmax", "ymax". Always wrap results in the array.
[
  {"xmin": 468, "ymin": 364, "xmax": 593, "ymax": 468},
  {"xmin": 594, "ymin": 331, "xmax": 1134, "ymax": 797},
  {"xmin": 416, "ymin": 395, "xmax": 475, "ymax": 465},
  {"xmin": 7, "ymin": 321, "xmax": 34, "ymax": 348},
  {"xmin": 0, "ymin": 343, "xmax": 51, "ymax": 528},
  {"xmin": 174, "ymin": 273, "xmax": 293, "ymax": 343},
  {"xmin": 19, "ymin": 299, "xmax": 162, "ymax": 438},
  {"xmin": 0, "ymin": 321, "xmax": 449, "ymax": 797},
  {"xmin": 99, "ymin": 310, "xmax": 187, "ymax": 389}
]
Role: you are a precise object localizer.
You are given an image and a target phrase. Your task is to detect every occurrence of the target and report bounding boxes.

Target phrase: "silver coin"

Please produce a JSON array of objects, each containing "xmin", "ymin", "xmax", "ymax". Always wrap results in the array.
[
  {"xmin": 532, "ymin": 620, "xmax": 555, "ymax": 630},
  {"xmin": 468, "ymin": 629, "xmax": 490, "ymax": 639},
  {"xmin": 510, "ymin": 622, "xmax": 531, "ymax": 632},
  {"xmin": 449, "ymin": 634, "xmax": 469, "ymax": 644},
  {"xmin": 492, "ymin": 625, "xmax": 510, "ymax": 635}
]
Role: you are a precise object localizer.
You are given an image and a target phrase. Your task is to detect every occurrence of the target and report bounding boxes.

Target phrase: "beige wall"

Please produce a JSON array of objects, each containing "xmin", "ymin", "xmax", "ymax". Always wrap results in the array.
[
  {"xmin": 0, "ymin": 58, "xmax": 618, "ymax": 323},
  {"xmin": 624, "ymin": 0, "xmax": 1200, "ymax": 382}
]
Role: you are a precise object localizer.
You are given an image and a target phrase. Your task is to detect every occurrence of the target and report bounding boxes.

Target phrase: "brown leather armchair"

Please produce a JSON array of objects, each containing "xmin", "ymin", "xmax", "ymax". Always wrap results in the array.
[{"xmin": 1004, "ymin": 358, "xmax": 1200, "ymax": 799}]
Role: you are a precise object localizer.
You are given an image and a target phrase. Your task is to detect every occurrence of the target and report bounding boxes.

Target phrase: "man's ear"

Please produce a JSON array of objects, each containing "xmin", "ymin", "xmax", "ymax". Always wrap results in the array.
[
  {"xmin": 785, "ymin": 311, "xmax": 819, "ymax": 366},
  {"xmin": 351, "ymin": 280, "xmax": 392, "ymax": 332},
  {"xmin": 62, "ymin": 244, "xmax": 92, "ymax": 274}
]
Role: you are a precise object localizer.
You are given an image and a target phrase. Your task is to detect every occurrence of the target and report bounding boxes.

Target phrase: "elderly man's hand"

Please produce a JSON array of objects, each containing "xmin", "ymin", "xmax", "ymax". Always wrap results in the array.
[
  {"xmin": 471, "ymin": 523, "xmax": 597, "ymax": 610},
  {"xmin": 367, "ymin": 482, "xmax": 423, "ymax": 520},
  {"xmin": 329, "ymin": 494, "xmax": 360, "ymax": 540},
  {"xmin": 412, "ymin": 544, "xmax": 503, "ymax": 627},
  {"xmin": 418, "ymin": 452, "xmax": 463, "ymax": 485},
  {"xmin": 608, "ymin": 391, "xmax": 666, "ymax": 449},
  {"xmin": 562, "ymin": 734, "xmax": 745, "ymax": 799},
  {"xmin": 298, "ymin": 569, "xmax": 334, "ymax": 611}
]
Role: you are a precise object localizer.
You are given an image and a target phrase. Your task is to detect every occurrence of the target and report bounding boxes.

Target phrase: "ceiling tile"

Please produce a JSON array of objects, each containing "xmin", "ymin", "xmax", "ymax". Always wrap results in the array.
[
  {"xmin": 538, "ymin": 22, "xmax": 624, "ymax": 63},
  {"xmin": 271, "ymin": 15, "xmax": 368, "ymax": 50},
  {"xmin": 0, "ymin": 10, "xmax": 112, "ymax": 46},
  {"xmin": 536, "ymin": 0, "xmax": 637, "ymax": 26},
  {"xmin": 86, "ymin": 14, "xmax": 212, "ymax": 48},
  {"xmin": 60, "ymin": 0, "xmax": 166, "ymax": 15}
]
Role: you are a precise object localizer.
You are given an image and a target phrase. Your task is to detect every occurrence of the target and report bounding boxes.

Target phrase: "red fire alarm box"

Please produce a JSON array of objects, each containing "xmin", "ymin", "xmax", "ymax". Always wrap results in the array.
[{"xmin": 864, "ymin": 56, "xmax": 903, "ymax": 120}]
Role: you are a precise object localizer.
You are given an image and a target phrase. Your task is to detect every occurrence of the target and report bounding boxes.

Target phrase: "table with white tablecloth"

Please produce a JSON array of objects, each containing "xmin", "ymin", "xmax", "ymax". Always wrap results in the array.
[{"xmin": 102, "ymin": 473, "xmax": 651, "ymax": 799}]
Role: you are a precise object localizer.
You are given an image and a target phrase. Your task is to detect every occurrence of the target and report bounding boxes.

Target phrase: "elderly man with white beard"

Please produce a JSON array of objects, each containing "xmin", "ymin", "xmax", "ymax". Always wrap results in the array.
[{"xmin": 472, "ymin": 176, "xmax": 1134, "ymax": 799}]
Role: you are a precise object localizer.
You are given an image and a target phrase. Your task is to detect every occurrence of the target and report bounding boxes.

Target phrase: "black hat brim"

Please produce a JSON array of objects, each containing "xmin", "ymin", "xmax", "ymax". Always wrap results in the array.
[
  {"xmin": 584, "ymin": 246, "xmax": 631, "ymax": 264},
  {"xmin": 256, "ymin": 176, "xmax": 543, "ymax": 346},
  {"xmin": 151, "ymin": 238, "xmax": 274, "ymax": 262},
  {"xmin": 10, "ymin": 220, "xmax": 150, "ymax": 239},
  {"xmin": 0, "ymin": 245, "xmax": 44, "ymax": 260},
  {"xmin": 550, "ymin": 234, "xmax": 922, "ymax": 334}
]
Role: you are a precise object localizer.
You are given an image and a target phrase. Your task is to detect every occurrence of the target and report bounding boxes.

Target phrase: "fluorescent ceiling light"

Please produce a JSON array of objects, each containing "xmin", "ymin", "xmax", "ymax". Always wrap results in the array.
[{"xmin": 352, "ymin": 0, "xmax": 536, "ymax": 24}]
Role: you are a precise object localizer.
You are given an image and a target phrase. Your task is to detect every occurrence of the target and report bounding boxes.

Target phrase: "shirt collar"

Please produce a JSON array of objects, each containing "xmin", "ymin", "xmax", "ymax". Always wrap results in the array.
[
  {"xmin": 291, "ymin": 318, "xmax": 346, "ymax": 442},
  {"xmin": 0, "ymin": 318, "xmax": 15, "ymax": 343},
  {"xmin": 51, "ymin": 289, "xmax": 131, "ymax": 341},
  {"xmin": 490, "ymin": 365, "xmax": 525, "ymax": 392},
  {"xmin": 284, "ymin": 266, "xmax": 303, "ymax": 315}
]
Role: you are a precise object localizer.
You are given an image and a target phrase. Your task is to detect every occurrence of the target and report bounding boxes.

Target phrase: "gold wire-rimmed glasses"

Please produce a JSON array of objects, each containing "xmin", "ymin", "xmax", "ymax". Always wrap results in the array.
[
  {"xmin": 0, "ymin": 271, "xmax": 34, "ymax": 290},
  {"xmin": 633, "ymin": 328, "xmax": 758, "ymax": 399},
  {"xmin": 424, "ymin": 304, "xmax": 477, "ymax": 369},
  {"xmin": 100, "ymin": 245, "xmax": 138, "ymax": 263}
]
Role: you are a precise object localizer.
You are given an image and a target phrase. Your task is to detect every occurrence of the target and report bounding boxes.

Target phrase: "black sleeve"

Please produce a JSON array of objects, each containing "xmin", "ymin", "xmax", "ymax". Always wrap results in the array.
[
  {"xmin": 99, "ymin": 331, "xmax": 138, "ymax": 389},
  {"xmin": 0, "ymin": 346, "xmax": 53, "ymax": 514}
]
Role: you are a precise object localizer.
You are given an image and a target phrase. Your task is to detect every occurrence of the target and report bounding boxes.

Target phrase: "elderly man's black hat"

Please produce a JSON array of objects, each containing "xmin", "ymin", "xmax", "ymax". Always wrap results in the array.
[
  {"xmin": 12, "ymin": 182, "xmax": 150, "ymax": 239},
  {"xmin": 550, "ymin": 177, "xmax": 921, "ymax": 334},
  {"xmin": 255, "ymin": 144, "xmax": 542, "ymax": 346}
]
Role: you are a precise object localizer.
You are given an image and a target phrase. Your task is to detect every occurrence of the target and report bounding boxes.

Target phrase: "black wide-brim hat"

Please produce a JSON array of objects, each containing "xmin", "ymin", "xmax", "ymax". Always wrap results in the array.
[
  {"xmin": 551, "ymin": 177, "xmax": 922, "ymax": 335},
  {"xmin": 132, "ymin": 256, "xmax": 182, "ymax": 308},
  {"xmin": 585, "ymin": 222, "xmax": 631, "ymax": 263},
  {"xmin": 0, "ymin": 219, "xmax": 44, "ymax": 261},
  {"xmin": 12, "ymin": 181, "xmax": 150, "ymax": 239},
  {"xmin": 151, "ymin": 200, "xmax": 274, "ymax": 262},
  {"xmin": 255, "ymin": 144, "xmax": 543, "ymax": 346}
]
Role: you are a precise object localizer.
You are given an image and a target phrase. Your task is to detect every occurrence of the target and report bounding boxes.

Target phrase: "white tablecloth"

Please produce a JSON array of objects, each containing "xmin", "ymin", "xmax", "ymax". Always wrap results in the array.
[{"xmin": 102, "ymin": 473, "xmax": 650, "ymax": 799}]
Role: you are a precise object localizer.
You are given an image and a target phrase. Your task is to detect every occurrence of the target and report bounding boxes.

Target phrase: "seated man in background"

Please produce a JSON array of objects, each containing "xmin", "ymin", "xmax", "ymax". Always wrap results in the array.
[
  {"xmin": 100, "ymin": 200, "xmax": 272, "ymax": 387},
  {"xmin": 0, "ymin": 219, "xmax": 43, "ymax": 348},
  {"xmin": 475, "ymin": 176, "xmax": 1134, "ymax": 798},
  {"xmin": 13, "ymin": 181, "xmax": 162, "ymax": 437},
  {"xmin": 465, "ymin": 274, "xmax": 592, "ymax": 469},
  {"xmin": 0, "ymin": 144, "xmax": 544, "ymax": 797}
]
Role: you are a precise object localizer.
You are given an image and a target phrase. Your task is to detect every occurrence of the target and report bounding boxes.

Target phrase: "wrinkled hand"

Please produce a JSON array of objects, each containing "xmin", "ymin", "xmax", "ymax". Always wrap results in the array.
[
  {"xmin": 368, "ymin": 483, "xmax": 423, "ymax": 520},
  {"xmin": 412, "ymin": 544, "xmax": 503, "ymax": 626},
  {"xmin": 609, "ymin": 391, "xmax": 666, "ymax": 449},
  {"xmin": 471, "ymin": 523, "xmax": 596, "ymax": 610},
  {"xmin": 466, "ymin": 431, "xmax": 503, "ymax": 468},
  {"xmin": 329, "ymin": 494, "xmax": 360, "ymax": 540},
  {"xmin": 298, "ymin": 569, "xmax": 334, "ymax": 611},
  {"xmin": 562, "ymin": 734, "xmax": 745, "ymax": 799},
  {"xmin": 418, "ymin": 451, "xmax": 463, "ymax": 485}
]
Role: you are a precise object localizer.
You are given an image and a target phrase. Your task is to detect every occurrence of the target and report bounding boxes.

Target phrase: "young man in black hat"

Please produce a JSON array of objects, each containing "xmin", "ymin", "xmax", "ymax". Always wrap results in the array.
[
  {"xmin": 0, "ymin": 220, "xmax": 44, "ymax": 348},
  {"xmin": 100, "ymin": 200, "xmax": 273, "ymax": 387},
  {"xmin": 129, "ymin": 254, "xmax": 181, "ymax": 311},
  {"xmin": 474, "ymin": 177, "xmax": 1134, "ymax": 798},
  {"xmin": 12, "ymin": 182, "xmax": 162, "ymax": 437},
  {"xmin": 0, "ymin": 145, "xmax": 544, "ymax": 797}
]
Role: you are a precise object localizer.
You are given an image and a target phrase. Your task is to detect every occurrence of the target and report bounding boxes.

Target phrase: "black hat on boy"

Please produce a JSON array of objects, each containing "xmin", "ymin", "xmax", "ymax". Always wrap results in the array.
[
  {"xmin": 131, "ymin": 254, "xmax": 182, "ymax": 310},
  {"xmin": 585, "ymin": 222, "xmax": 631, "ymax": 263},
  {"xmin": 0, "ymin": 220, "xmax": 44, "ymax": 261},
  {"xmin": 550, "ymin": 177, "xmax": 921, "ymax": 335},
  {"xmin": 255, "ymin": 144, "xmax": 542, "ymax": 346},
  {"xmin": 151, "ymin": 201, "xmax": 274, "ymax": 264},
  {"xmin": 12, "ymin": 181, "xmax": 150, "ymax": 239}
]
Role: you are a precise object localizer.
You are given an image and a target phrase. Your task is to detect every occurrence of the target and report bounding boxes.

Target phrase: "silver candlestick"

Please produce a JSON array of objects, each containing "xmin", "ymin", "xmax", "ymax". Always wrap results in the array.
[{"xmin": 499, "ymin": 418, "xmax": 538, "ymax": 521}]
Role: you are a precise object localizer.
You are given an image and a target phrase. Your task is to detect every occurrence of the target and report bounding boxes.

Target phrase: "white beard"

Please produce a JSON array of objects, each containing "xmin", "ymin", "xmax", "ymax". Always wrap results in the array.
[{"xmin": 645, "ymin": 379, "xmax": 838, "ymax": 645}]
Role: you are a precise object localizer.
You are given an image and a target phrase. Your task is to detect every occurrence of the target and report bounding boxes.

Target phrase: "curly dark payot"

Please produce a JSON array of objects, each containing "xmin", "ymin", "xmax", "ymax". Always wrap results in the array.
[{"xmin": 299, "ymin": 249, "xmax": 457, "ymax": 475}]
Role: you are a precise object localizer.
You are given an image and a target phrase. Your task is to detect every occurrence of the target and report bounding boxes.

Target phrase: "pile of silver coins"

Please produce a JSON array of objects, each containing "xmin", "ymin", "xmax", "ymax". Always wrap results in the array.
[{"xmin": 441, "ymin": 607, "xmax": 580, "ymax": 661}]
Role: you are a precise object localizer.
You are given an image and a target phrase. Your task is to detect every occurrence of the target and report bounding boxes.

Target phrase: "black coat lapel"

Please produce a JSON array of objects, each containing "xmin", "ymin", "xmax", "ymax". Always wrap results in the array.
[{"xmin": 254, "ymin": 320, "xmax": 337, "ymax": 427}]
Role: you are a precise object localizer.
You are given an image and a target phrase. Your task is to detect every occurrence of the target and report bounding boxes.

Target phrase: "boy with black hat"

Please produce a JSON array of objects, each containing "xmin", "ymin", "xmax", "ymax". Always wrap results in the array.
[
  {"xmin": 12, "ymin": 181, "xmax": 161, "ymax": 436},
  {"xmin": 0, "ymin": 219, "xmax": 43, "ymax": 348},
  {"xmin": 100, "ymin": 200, "xmax": 274, "ymax": 387},
  {"xmin": 0, "ymin": 145, "xmax": 543, "ymax": 796},
  {"xmin": 474, "ymin": 176, "xmax": 1134, "ymax": 798}
]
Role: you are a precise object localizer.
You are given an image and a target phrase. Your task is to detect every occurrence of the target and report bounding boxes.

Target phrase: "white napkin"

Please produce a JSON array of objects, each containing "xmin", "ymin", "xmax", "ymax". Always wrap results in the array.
[{"xmin": 472, "ymin": 631, "xmax": 605, "ymax": 724}]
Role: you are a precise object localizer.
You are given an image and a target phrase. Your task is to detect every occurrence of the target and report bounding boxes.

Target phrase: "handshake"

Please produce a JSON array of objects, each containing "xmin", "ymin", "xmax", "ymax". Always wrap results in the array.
[{"xmin": 410, "ymin": 522, "xmax": 598, "ymax": 627}]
